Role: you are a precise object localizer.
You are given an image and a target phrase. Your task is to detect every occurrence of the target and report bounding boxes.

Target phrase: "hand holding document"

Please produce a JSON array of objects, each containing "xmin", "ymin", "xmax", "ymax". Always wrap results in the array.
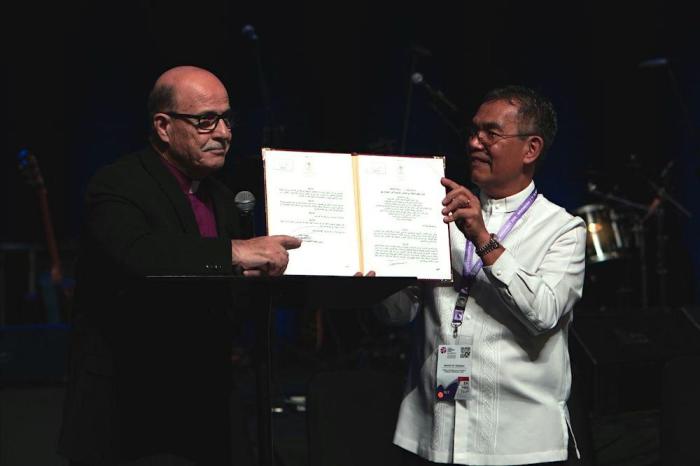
[{"xmin": 263, "ymin": 149, "xmax": 452, "ymax": 281}]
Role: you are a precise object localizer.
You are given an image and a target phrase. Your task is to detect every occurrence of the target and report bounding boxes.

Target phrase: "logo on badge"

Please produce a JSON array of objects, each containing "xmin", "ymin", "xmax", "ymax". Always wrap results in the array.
[{"xmin": 440, "ymin": 346, "xmax": 447, "ymax": 354}]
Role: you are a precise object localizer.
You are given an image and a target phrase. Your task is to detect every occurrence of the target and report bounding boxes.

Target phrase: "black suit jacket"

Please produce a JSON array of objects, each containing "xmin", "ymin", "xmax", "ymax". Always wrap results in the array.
[{"xmin": 58, "ymin": 147, "xmax": 244, "ymax": 464}]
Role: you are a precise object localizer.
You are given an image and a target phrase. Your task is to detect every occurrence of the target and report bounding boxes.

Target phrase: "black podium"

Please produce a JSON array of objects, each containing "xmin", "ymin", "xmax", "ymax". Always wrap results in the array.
[{"xmin": 148, "ymin": 274, "xmax": 414, "ymax": 466}]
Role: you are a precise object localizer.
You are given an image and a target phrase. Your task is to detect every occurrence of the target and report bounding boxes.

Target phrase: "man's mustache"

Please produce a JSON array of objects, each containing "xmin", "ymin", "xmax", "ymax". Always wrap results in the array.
[{"xmin": 202, "ymin": 142, "xmax": 228, "ymax": 151}]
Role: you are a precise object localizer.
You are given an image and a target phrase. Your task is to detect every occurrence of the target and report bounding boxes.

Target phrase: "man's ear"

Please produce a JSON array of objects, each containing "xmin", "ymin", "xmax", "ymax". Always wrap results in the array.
[
  {"xmin": 523, "ymin": 135, "xmax": 543, "ymax": 166},
  {"xmin": 153, "ymin": 114, "xmax": 171, "ymax": 143}
]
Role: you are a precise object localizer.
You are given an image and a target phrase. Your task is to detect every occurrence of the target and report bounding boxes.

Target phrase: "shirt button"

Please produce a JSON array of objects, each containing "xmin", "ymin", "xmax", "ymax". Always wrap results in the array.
[
  {"xmin": 495, "ymin": 270, "xmax": 502, "ymax": 277},
  {"xmin": 465, "ymin": 314, "xmax": 472, "ymax": 320}
]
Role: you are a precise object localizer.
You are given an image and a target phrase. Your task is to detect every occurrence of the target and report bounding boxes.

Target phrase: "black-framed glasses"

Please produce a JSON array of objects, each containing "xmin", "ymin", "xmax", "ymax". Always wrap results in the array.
[
  {"xmin": 166, "ymin": 110, "xmax": 234, "ymax": 132},
  {"xmin": 466, "ymin": 123, "xmax": 536, "ymax": 146}
]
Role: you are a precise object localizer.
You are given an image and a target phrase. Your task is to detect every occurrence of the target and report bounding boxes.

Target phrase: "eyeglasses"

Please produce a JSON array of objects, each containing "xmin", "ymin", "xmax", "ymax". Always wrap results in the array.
[
  {"xmin": 166, "ymin": 110, "xmax": 234, "ymax": 132},
  {"xmin": 466, "ymin": 124, "xmax": 535, "ymax": 146}
]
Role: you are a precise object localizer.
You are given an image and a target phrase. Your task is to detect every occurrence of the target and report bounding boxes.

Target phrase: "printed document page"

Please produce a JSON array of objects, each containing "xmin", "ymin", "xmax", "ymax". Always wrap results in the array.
[
  {"xmin": 354, "ymin": 154, "xmax": 451, "ymax": 280},
  {"xmin": 263, "ymin": 149, "xmax": 361, "ymax": 276}
]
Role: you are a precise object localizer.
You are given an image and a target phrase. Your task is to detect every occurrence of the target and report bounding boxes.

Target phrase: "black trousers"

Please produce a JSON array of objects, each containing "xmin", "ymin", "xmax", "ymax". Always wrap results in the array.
[
  {"xmin": 69, "ymin": 457, "xmax": 200, "ymax": 466},
  {"xmin": 399, "ymin": 451, "xmax": 565, "ymax": 466},
  {"xmin": 401, "ymin": 452, "xmax": 566, "ymax": 466},
  {"xmin": 398, "ymin": 439, "xmax": 575, "ymax": 466}
]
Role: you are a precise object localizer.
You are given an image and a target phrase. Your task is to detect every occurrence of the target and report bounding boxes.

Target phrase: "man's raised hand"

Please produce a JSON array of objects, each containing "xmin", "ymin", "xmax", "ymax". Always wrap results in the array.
[{"xmin": 231, "ymin": 235, "xmax": 302, "ymax": 276}]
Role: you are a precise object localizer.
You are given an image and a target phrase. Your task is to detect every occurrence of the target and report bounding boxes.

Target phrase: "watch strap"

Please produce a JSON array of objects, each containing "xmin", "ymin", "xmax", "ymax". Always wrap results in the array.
[{"xmin": 475, "ymin": 233, "xmax": 500, "ymax": 257}]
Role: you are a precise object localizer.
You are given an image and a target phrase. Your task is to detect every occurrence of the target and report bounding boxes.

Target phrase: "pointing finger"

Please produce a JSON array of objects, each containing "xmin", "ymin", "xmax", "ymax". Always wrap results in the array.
[{"xmin": 275, "ymin": 235, "xmax": 303, "ymax": 249}]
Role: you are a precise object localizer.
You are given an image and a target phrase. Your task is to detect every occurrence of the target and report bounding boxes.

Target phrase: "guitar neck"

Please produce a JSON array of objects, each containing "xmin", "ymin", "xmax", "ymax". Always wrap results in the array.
[{"xmin": 36, "ymin": 186, "xmax": 63, "ymax": 283}]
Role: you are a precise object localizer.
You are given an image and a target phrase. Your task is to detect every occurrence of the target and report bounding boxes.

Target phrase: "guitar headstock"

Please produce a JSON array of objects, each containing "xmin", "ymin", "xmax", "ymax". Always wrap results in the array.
[{"xmin": 17, "ymin": 149, "xmax": 45, "ymax": 189}]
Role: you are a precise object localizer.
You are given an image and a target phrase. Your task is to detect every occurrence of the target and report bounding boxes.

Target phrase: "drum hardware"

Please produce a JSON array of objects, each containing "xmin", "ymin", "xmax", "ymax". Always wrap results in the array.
[
  {"xmin": 583, "ymin": 164, "xmax": 692, "ymax": 310},
  {"xmin": 641, "ymin": 165, "xmax": 692, "ymax": 309},
  {"xmin": 574, "ymin": 203, "xmax": 632, "ymax": 264},
  {"xmin": 582, "ymin": 184, "xmax": 650, "ymax": 308}
]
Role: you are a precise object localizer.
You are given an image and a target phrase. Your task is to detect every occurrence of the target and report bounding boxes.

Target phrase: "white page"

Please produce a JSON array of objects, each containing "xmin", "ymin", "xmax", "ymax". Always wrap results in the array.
[
  {"xmin": 355, "ymin": 155, "xmax": 451, "ymax": 280},
  {"xmin": 263, "ymin": 149, "xmax": 360, "ymax": 276}
]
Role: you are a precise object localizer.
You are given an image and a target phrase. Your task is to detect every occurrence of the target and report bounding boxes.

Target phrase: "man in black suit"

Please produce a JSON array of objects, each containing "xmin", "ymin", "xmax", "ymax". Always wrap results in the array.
[{"xmin": 58, "ymin": 66, "xmax": 301, "ymax": 465}]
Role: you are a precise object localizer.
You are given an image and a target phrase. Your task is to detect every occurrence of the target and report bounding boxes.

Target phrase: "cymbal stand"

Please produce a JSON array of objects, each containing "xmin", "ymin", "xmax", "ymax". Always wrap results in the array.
[{"xmin": 642, "ymin": 168, "xmax": 693, "ymax": 310}]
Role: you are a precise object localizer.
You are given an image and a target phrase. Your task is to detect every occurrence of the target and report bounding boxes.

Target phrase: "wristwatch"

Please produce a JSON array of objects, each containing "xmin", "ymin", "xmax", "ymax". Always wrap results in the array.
[{"xmin": 475, "ymin": 233, "xmax": 501, "ymax": 257}]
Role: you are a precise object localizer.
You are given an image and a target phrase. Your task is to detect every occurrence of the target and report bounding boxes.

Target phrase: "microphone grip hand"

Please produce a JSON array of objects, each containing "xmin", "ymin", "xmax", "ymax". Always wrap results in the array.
[{"xmin": 238, "ymin": 212, "xmax": 256, "ymax": 240}]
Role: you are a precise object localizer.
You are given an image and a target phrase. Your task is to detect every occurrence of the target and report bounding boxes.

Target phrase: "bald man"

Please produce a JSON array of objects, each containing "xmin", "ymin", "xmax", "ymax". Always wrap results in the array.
[{"xmin": 58, "ymin": 66, "xmax": 300, "ymax": 465}]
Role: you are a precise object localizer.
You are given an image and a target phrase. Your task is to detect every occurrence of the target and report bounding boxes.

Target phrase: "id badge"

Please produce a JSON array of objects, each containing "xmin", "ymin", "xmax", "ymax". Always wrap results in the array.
[{"xmin": 436, "ymin": 337, "xmax": 472, "ymax": 401}]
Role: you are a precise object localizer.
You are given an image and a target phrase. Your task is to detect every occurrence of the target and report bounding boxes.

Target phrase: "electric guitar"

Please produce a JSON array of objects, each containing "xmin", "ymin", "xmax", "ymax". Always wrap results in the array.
[{"xmin": 17, "ymin": 149, "xmax": 73, "ymax": 322}]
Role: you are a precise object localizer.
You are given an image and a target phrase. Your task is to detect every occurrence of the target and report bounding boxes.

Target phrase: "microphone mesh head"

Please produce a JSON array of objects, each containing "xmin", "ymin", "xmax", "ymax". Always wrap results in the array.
[
  {"xmin": 234, "ymin": 191, "xmax": 256, "ymax": 213},
  {"xmin": 241, "ymin": 25, "xmax": 258, "ymax": 41},
  {"xmin": 411, "ymin": 72, "xmax": 424, "ymax": 85}
]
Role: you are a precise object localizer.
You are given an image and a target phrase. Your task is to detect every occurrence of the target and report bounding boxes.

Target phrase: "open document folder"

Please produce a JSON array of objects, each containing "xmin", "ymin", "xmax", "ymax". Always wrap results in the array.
[{"xmin": 263, "ymin": 149, "xmax": 452, "ymax": 281}]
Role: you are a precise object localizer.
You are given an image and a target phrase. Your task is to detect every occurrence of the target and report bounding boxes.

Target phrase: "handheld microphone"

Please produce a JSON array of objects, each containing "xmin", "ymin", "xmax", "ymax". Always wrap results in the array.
[
  {"xmin": 241, "ymin": 24, "xmax": 258, "ymax": 41},
  {"xmin": 234, "ymin": 191, "xmax": 256, "ymax": 239},
  {"xmin": 411, "ymin": 72, "xmax": 459, "ymax": 113}
]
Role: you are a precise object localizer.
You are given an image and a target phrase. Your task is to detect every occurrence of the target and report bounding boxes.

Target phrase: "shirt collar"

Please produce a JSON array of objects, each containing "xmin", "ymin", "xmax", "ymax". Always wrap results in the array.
[
  {"xmin": 159, "ymin": 156, "xmax": 200, "ymax": 194},
  {"xmin": 480, "ymin": 181, "xmax": 536, "ymax": 214}
]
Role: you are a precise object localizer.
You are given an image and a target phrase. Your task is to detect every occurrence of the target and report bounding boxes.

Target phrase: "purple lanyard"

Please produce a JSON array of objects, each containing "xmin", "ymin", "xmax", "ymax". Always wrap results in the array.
[{"xmin": 451, "ymin": 188, "xmax": 538, "ymax": 335}]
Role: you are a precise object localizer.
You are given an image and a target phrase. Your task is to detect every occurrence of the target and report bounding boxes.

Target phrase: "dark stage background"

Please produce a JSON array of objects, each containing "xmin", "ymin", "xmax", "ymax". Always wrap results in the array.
[
  {"xmin": 3, "ymin": 2, "xmax": 700, "ymax": 305},
  {"xmin": 2, "ymin": 2, "xmax": 700, "ymax": 465}
]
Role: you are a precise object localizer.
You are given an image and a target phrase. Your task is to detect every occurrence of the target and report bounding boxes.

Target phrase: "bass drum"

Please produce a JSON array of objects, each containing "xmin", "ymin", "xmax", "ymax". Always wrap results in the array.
[{"xmin": 574, "ymin": 204, "xmax": 632, "ymax": 264}]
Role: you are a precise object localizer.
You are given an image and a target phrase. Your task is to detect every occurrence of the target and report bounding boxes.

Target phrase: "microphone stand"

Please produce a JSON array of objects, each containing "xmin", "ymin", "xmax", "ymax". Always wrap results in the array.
[
  {"xmin": 400, "ymin": 47, "xmax": 419, "ymax": 154},
  {"xmin": 643, "ymin": 166, "xmax": 693, "ymax": 311},
  {"xmin": 411, "ymin": 72, "xmax": 464, "ymax": 144},
  {"xmin": 425, "ymin": 99, "xmax": 464, "ymax": 142},
  {"xmin": 658, "ymin": 61, "xmax": 699, "ymax": 159},
  {"xmin": 638, "ymin": 59, "xmax": 698, "ymax": 308},
  {"xmin": 243, "ymin": 26, "xmax": 283, "ymax": 148},
  {"xmin": 400, "ymin": 46, "xmax": 433, "ymax": 154}
]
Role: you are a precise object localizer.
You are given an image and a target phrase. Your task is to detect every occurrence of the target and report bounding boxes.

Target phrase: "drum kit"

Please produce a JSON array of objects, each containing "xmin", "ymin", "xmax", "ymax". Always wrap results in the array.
[
  {"xmin": 575, "ymin": 204, "xmax": 636, "ymax": 264},
  {"xmin": 574, "ymin": 199, "xmax": 646, "ymax": 310},
  {"xmin": 575, "ymin": 171, "xmax": 692, "ymax": 311}
]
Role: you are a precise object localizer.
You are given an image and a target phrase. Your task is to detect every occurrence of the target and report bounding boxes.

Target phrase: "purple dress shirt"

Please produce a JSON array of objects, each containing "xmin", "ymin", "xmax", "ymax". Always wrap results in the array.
[{"xmin": 160, "ymin": 156, "xmax": 218, "ymax": 238}]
